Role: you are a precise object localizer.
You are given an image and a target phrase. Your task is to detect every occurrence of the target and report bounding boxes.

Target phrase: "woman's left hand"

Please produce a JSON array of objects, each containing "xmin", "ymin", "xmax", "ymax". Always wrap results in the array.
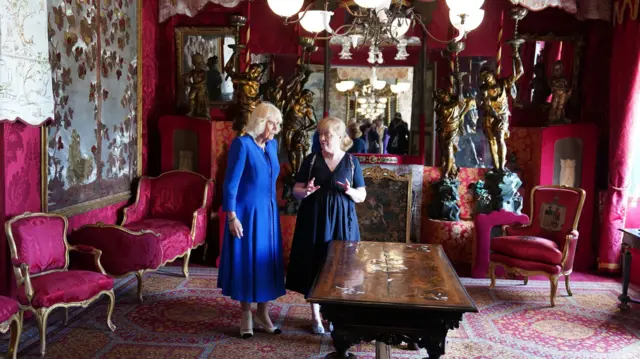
[{"xmin": 336, "ymin": 179, "xmax": 351, "ymax": 194}]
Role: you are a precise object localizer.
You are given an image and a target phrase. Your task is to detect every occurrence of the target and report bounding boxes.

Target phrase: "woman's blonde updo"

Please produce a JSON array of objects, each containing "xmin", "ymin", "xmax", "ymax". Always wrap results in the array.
[{"xmin": 317, "ymin": 116, "xmax": 353, "ymax": 151}]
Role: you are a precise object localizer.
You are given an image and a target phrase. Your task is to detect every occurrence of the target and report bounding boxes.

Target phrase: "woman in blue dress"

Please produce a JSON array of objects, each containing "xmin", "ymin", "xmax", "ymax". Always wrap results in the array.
[
  {"xmin": 286, "ymin": 116, "xmax": 367, "ymax": 334},
  {"xmin": 218, "ymin": 102, "xmax": 285, "ymax": 339}
]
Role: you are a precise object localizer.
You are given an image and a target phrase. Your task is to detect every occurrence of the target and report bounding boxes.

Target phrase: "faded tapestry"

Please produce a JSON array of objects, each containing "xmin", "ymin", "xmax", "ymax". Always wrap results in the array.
[{"xmin": 44, "ymin": 0, "xmax": 141, "ymax": 215}]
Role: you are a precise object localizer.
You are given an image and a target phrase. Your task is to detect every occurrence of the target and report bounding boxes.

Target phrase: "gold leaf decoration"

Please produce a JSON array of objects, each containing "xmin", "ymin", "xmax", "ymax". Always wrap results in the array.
[
  {"xmin": 64, "ymin": 31, "xmax": 79, "ymax": 57},
  {"xmin": 80, "ymin": 18, "xmax": 94, "ymax": 45}
]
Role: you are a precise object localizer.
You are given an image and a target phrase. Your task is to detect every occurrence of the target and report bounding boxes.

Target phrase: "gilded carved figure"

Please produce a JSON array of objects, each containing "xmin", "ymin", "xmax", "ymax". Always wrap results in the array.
[
  {"xmin": 225, "ymin": 52, "xmax": 263, "ymax": 132},
  {"xmin": 183, "ymin": 53, "xmax": 210, "ymax": 119},
  {"xmin": 262, "ymin": 76, "xmax": 285, "ymax": 112},
  {"xmin": 548, "ymin": 60, "xmax": 572, "ymax": 124},
  {"xmin": 283, "ymin": 89, "xmax": 318, "ymax": 175},
  {"xmin": 434, "ymin": 81, "xmax": 475, "ymax": 180},
  {"xmin": 479, "ymin": 50, "xmax": 524, "ymax": 172}
]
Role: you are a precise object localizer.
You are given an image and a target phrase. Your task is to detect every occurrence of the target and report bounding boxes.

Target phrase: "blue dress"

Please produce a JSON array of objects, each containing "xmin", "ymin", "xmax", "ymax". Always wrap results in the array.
[
  {"xmin": 285, "ymin": 153, "xmax": 365, "ymax": 297},
  {"xmin": 218, "ymin": 135, "xmax": 285, "ymax": 302}
]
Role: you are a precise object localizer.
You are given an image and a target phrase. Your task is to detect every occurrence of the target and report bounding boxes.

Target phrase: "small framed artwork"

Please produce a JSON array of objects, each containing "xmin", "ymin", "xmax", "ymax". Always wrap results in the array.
[
  {"xmin": 356, "ymin": 166, "xmax": 412, "ymax": 243},
  {"xmin": 175, "ymin": 27, "xmax": 236, "ymax": 108}
]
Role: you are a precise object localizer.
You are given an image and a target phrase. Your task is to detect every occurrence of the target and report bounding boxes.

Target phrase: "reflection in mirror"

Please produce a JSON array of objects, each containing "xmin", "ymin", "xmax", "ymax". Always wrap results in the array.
[
  {"xmin": 516, "ymin": 34, "xmax": 584, "ymax": 124},
  {"xmin": 175, "ymin": 27, "xmax": 236, "ymax": 114},
  {"xmin": 330, "ymin": 66, "xmax": 413, "ymax": 155},
  {"xmin": 446, "ymin": 56, "xmax": 496, "ymax": 169}
]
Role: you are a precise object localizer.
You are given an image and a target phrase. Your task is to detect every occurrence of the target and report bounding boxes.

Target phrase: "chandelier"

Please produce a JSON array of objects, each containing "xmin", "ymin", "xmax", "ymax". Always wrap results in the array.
[{"xmin": 266, "ymin": 0, "xmax": 485, "ymax": 64}]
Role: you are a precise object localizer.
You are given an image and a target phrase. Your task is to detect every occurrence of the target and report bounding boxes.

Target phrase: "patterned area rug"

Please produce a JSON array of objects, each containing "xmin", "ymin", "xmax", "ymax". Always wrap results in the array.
[{"xmin": 3, "ymin": 267, "xmax": 640, "ymax": 359}]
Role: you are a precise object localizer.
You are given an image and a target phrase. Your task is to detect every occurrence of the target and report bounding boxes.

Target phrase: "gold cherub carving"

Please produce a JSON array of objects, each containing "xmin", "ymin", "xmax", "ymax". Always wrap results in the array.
[
  {"xmin": 479, "ymin": 50, "xmax": 524, "ymax": 172},
  {"xmin": 283, "ymin": 89, "xmax": 317, "ymax": 175},
  {"xmin": 183, "ymin": 53, "xmax": 210, "ymax": 119},
  {"xmin": 224, "ymin": 52, "xmax": 263, "ymax": 133}
]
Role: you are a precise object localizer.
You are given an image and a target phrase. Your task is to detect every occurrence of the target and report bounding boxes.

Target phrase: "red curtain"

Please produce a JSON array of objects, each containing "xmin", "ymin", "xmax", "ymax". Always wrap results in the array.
[{"xmin": 598, "ymin": 17, "xmax": 640, "ymax": 272}]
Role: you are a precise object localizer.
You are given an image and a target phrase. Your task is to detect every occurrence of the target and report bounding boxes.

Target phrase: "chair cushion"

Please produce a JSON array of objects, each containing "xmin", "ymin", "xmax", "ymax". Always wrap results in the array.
[
  {"xmin": 124, "ymin": 219, "xmax": 191, "ymax": 263},
  {"xmin": 16, "ymin": 271, "xmax": 114, "ymax": 309},
  {"xmin": 9, "ymin": 215, "xmax": 67, "ymax": 274},
  {"xmin": 491, "ymin": 235, "xmax": 563, "ymax": 265},
  {"xmin": 490, "ymin": 253, "xmax": 562, "ymax": 275},
  {"xmin": 0, "ymin": 296, "xmax": 19, "ymax": 323}
]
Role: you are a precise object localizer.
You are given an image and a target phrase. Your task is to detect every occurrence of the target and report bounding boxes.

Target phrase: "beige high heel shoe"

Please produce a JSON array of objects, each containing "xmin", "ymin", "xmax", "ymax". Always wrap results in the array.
[
  {"xmin": 240, "ymin": 311, "xmax": 253, "ymax": 339},
  {"xmin": 254, "ymin": 315, "xmax": 282, "ymax": 334}
]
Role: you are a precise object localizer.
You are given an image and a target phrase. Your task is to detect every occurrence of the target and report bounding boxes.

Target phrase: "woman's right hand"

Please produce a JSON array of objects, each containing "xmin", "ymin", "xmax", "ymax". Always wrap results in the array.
[
  {"xmin": 229, "ymin": 217, "xmax": 244, "ymax": 238},
  {"xmin": 306, "ymin": 178, "xmax": 321, "ymax": 198}
]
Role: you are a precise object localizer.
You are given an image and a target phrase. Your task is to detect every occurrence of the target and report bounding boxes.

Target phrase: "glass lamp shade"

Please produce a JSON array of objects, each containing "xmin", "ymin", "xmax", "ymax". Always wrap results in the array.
[
  {"xmin": 373, "ymin": 80, "xmax": 387, "ymax": 90},
  {"xmin": 267, "ymin": 0, "xmax": 304, "ymax": 18},
  {"xmin": 390, "ymin": 17, "xmax": 411, "ymax": 38},
  {"xmin": 449, "ymin": 9, "xmax": 484, "ymax": 33},
  {"xmin": 354, "ymin": 0, "xmax": 385, "ymax": 8},
  {"xmin": 336, "ymin": 81, "xmax": 355, "ymax": 92},
  {"xmin": 299, "ymin": 10, "xmax": 333, "ymax": 33},
  {"xmin": 446, "ymin": 0, "xmax": 484, "ymax": 12},
  {"xmin": 357, "ymin": 98, "xmax": 367, "ymax": 104},
  {"xmin": 378, "ymin": 97, "xmax": 388, "ymax": 104}
]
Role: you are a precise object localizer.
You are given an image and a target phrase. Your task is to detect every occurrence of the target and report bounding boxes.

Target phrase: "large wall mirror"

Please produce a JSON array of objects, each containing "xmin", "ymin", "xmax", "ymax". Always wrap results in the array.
[{"xmin": 516, "ymin": 33, "xmax": 584, "ymax": 122}]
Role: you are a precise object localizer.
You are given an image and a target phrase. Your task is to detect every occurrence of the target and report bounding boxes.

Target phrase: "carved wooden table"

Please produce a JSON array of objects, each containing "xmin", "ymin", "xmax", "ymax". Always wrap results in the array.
[
  {"xmin": 619, "ymin": 228, "xmax": 640, "ymax": 310},
  {"xmin": 308, "ymin": 242, "xmax": 477, "ymax": 359}
]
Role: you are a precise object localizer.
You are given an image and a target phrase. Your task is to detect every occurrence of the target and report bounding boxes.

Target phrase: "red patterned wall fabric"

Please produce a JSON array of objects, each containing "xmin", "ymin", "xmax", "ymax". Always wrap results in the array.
[{"xmin": 45, "ymin": 0, "xmax": 141, "ymax": 214}]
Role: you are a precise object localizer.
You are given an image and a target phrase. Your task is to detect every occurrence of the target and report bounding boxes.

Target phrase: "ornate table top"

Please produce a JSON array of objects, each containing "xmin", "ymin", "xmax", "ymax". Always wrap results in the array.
[
  {"xmin": 308, "ymin": 242, "xmax": 477, "ymax": 312},
  {"xmin": 621, "ymin": 228, "xmax": 640, "ymax": 248}
]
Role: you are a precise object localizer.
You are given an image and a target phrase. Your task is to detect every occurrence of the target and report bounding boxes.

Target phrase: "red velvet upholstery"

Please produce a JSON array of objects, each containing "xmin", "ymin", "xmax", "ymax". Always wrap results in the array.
[
  {"xmin": 125, "ymin": 219, "xmax": 191, "ymax": 262},
  {"xmin": 122, "ymin": 171, "xmax": 214, "ymax": 253},
  {"xmin": 16, "ymin": 271, "xmax": 114, "ymax": 309},
  {"xmin": 489, "ymin": 186, "xmax": 586, "ymax": 306},
  {"xmin": 69, "ymin": 225, "xmax": 163, "ymax": 276},
  {"xmin": 490, "ymin": 253, "xmax": 562, "ymax": 275},
  {"xmin": 491, "ymin": 236, "xmax": 563, "ymax": 265},
  {"xmin": 5, "ymin": 212, "xmax": 116, "ymax": 356},
  {"xmin": 7, "ymin": 215, "xmax": 68, "ymax": 275},
  {"xmin": 0, "ymin": 296, "xmax": 19, "ymax": 323}
]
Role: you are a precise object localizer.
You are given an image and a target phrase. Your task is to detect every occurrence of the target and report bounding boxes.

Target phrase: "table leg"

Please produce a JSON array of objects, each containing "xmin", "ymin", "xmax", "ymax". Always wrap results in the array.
[
  {"xmin": 618, "ymin": 244, "xmax": 632, "ymax": 311},
  {"xmin": 325, "ymin": 329, "xmax": 357, "ymax": 359},
  {"xmin": 375, "ymin": 341, "xmax": 390, "ymax": 359},
  {"xmin": 424, "ymin": 334, "xmax": 446, "ymax": 359}
]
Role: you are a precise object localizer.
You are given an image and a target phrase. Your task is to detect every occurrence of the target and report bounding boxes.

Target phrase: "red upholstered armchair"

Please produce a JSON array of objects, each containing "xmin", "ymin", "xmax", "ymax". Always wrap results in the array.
[
  {"xmin": 0, "ymin": 296, "xmax": 21, "ymax": 359},
  {"xmin": 489, "ymin": 186, "xmax": 586, "ymax": 306},
  {"xmin": 5, "ymin": 212, "xmax": 116, "ymax": 356},
  {"xmin": 121, "ymin": 171, "xmax": 214, "ymax": 290}
]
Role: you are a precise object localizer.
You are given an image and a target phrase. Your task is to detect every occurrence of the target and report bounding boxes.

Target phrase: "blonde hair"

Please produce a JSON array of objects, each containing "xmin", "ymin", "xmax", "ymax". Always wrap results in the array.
[
  {"xmin": 318, "ymin": 116, "xmax": 353, "ymax": 151},
  {"xmin": 245, "ymin": 102, "xmax": 282, "ymax": 138},
  {"xmin": 347, "ymin": 120, "xmax": 362, "ymax": 139}
]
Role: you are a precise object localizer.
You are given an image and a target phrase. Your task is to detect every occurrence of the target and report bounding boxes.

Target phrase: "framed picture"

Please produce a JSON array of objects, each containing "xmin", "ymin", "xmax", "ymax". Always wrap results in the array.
[
  {"xmin": 175, "ymin": 27, "xmax": 236, "ymax": 108},
  {"xmin": 42, "ymin": 0, "xmax": 143, "ymax": 216},
  {"xmin": 304, "ymin": 64, "xmax": 325, "ymax": 122},
  {"xmin": 356, "ymin": 166, "xmax": 412, "ymax": 243}
]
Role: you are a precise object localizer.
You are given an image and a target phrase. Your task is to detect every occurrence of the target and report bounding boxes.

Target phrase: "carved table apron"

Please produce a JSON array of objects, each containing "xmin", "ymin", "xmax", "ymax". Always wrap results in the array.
[{"xmin": 308, "ymin": 242, "xmax": 477, "ymax": 359}]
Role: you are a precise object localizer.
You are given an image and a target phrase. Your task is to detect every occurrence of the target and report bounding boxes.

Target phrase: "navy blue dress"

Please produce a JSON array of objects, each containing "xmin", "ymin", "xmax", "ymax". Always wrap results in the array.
[
  {"xmin": 285, "ymin": 153, "xmax": 365, "ymax": 297},
  {"xmin": 218, "ymin": 136, "xmax": 286, "ymax": 303},
  {"xmin": 348, "ymin": 138, "xmax": 366, "ymax": 153}
]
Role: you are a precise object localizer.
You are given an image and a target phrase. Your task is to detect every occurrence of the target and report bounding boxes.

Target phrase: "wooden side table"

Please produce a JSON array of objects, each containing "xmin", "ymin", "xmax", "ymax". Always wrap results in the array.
[{"xmin": 619, "ymin": 228, "xmax": 640, "ymax": 310}]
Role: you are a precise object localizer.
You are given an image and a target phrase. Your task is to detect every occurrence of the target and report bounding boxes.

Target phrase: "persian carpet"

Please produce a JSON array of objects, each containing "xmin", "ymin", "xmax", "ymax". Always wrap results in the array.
[{"xmin": 3, "ymin": 267, "xmax": 640, "ymax": 359}]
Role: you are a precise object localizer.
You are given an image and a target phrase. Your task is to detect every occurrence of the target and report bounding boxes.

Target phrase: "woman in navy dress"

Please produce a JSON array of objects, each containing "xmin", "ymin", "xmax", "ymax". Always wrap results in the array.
[
  {"xmin": 218, "ymin": 102, "xmax": 285, "ymax": 339},
  {"xmin": 286, "ymin": 116, "xmax": 367, "ymax": 334}
]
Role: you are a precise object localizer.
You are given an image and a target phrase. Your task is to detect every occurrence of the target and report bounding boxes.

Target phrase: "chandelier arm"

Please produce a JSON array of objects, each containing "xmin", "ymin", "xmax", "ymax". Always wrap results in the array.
[
  {"xmin": 312, "ymin": 23, "xmax": 357, "ymax": 41},
  {"xmin": 414, "ymin": 15, "xmax": 460, "ymax": 44}
]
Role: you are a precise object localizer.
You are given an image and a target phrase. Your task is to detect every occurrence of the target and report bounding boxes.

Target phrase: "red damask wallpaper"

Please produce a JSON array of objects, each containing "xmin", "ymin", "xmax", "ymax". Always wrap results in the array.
[{"xmin": 45, "ymin": 0, "xmax": 141, "ymax": 214}]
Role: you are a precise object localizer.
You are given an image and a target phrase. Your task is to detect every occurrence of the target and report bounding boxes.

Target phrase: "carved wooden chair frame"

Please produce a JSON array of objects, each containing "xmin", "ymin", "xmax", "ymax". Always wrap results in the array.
[
  {"xmin": 5, "ymin": 212, "xmax": 116, "ymax": 356},
  {"xmin": 488, "ymin": 185, "xmax": 586, "ymax": 306}
]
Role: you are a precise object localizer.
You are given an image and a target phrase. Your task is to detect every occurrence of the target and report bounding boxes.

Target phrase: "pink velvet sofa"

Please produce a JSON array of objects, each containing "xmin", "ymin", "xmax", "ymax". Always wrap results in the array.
[{"xmin": 70, "ymin": 170, "xmax": 214, "ymax": 302}]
